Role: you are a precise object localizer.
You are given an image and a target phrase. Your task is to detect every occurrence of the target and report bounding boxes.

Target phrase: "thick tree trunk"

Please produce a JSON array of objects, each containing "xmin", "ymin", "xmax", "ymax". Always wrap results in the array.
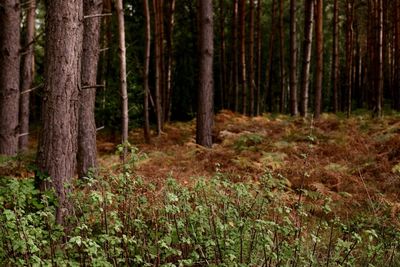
[
  {"xmin": 37, "ymin": 0, "xmax": 83, "ymax": 225},
  {"xmin": 78, "ymin": 0, "xmax": 103, "ymax": 178},
  {"xmin": 0, "ymin": 0, "xmax": 20, "ymax": 155},
  {"xmin": 196, "ymin": 0, "xmax": 214, "ymax": 148},
  {"xmin": 289, "ymin": 0, "xmax": 298, "ymax": 116},
  {"xmin": 314, "ymin": 0, "xmax": 323, "ymax": 119},
  {"xmin": 249, "ymin": 0, "xmax": 255, "ymax": 116},
  {"xmin": 116, "ymin": 0, "xmax": 129, "ymax": 159},
  {"xmin": 300, "ymin": 0, "xmax": 314, "ymax": 117},
  {"xmin": 331, "ymin": 0, "xmax": 339, "ymax": 113},
  {"xmin": 19, "ymin": 0, "xmax": 35, "ymax": 151},
  {"xmin": 239, "ymin": 0, "xmax": 247, "ymax": 115},
  {"xmin": 143, "ymin": 0, "xmax": 151, "ymax": 143}
]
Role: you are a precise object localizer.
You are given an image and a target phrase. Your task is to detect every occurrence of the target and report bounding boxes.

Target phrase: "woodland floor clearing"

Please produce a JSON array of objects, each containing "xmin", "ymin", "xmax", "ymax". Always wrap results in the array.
[{"xmin": 97, "ymin": 110, "xmax": 400, "ymax": 220}]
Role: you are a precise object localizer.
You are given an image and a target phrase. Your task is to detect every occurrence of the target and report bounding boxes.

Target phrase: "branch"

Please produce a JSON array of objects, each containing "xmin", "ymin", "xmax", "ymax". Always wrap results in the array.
[
  {"xmin": 20, "ymin": 84, "xmax": 43, "ymax": 95},
  {"xmin": 82, "ymin": 84, "xmax": 105, "ymax": 89},
  {"xmin": 84, "ymin": 13, "xmax": 112, "ymax": 19}
]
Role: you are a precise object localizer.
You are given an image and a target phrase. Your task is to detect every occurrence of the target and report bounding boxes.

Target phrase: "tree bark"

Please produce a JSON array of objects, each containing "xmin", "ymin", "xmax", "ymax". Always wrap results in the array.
[
  {"xmin": 289, "ymin": 0, "xmax": 298, "ymax": 116},
  {"xmin": 345, "ymin": 0, "xmax": 354, "ymax": 117},
  {"xmin": 255, "ymin": 0, "xmax": 262, "ymax": 115},
  {"xmin": 249, "ymin": 0, "xmax": 255, "ymax": 116},
  {"xmin": 0, "ymin": 0, "xmax": 20, "ymax": 155},
  {"xmin": 279, "ymin": 0, "xmax": 286, "ymax": 113},
  {"xmin": 394, "ymin": 0, "xmax": 400, "ymax": 110},
  {"xmin": 239, "ymin": 0, "xmax": 247, "ymax": 115},
  {"xmin": 300, "ymin": 0, "xmax": 314, "ymax": 117},
  {"xmin": 77, "ymin": 0, "xmax": 103, "ymax": 178},
  {"xmin": 314, "ymin": 0, "xmax": 323, "ymax": 119},
  {"xmin": 116, "ymin": 0, "xmax": 129, "ymax": 159},
  {"xmin": 153, "ymin": 0, "xmax": 164, "ymax": 134},
  {"xmin": 196, "ymin": 0, "xmax": 214, "ymax": 148},
  {"xmin": 331, "ymin": 0, "xmax": 339, "ymax": 113},
  {"xmin": 37, "ymin": 0, "xmax": 83, "ymax": 225},
  {"xmin": 19, "ymin": 0, "xmax": 35, "ymax": 151},
  {"xmin": 143, "ymin": 0, "xmax": 151, "ymax": 143},
  {"xmin": 265, "ymin": 0, "xmax": 277, "ymax": 112},
  {"xmin": 376, "ymin": 0, "xmax": 383, "ymax": 117},
  {"xmin": 165, "ymin": 0, "xmax": 175, "ymax": 122},
  {"xmin": 232, "ymin": 0, "xmax": 239, "ymax": 112}
]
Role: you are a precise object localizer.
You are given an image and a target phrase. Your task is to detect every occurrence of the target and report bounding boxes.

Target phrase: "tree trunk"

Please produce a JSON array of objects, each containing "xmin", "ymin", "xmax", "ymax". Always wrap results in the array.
[
  {"xmin": 239, "ymin": 0, "xmax": 247, "ymax": 115},
  {"xmin": 232, "ymin": 0, "xmax": 239, "ymax": 112},
  {"xmin": 345, "ymin": 0, "xmax": 354, "ymax": 117},
  {"xmin": 0, "ymin": 0, "xmax": 20, "ymax": 155},
  {"xmin": 314, "ymin": 0, "xmax": 323, "ymax": 119},
  {"xmin": 300, "ymin": 0, "xmax": 314, "ymax": 117},
  {"xmin": 196, "ymin": 0, "xmax": 214, "ymax": 148},
  {"xmin": 78, "ymin": 0, "xmax": 103, "ymax": 178},
  {"xmin": 265, "ymin": 0, "xmax": 277, "ymax": 112},
  {"xmin": 116, "ymin": 0, "xmax": 128, "ymax": 159},
  {"xmin": 395, "ymin": 0, "xmax": 400, "ymax": 110},
  {"xmin": 279, "ymin": 0, "xmax": 286, "ymax": 114},
  {"xmin": 143, "ymin": 0, "xmax": 151, "ymax": 143},
  {"xmin": 153, "ymin": 0, "xmax": 163, "ymax": 134},
  {"xmin": 376, "ymin": 0, "xmax": 383, "ymax": 117},
  {"xmin": 255, "ymin": 0, "xmax": 262, "ymax": 115},
  {"xmin": 331, "ymin": 0, "xmax": 339, "ymax": 113},
  {"xmin": 249, "ymin": 0, "xmax": 255, "ymax": 116},
  {"xmin": 218, "ymin": 0, "xmax": 227, "ymax": 109},
  {"xmin": 37, "ymin": 0, "xmax": 83, "ymax": 225},
  {"xmin": 19, "ymin": 0, "xmax": 35, "ymax": 151},
  {"xmin": 289, "ymin": 0, "xmax": 298, "ymax": 116},
  {"xmin": 165, "ymin": 0, "xmax": 175, "ymax": 122}
]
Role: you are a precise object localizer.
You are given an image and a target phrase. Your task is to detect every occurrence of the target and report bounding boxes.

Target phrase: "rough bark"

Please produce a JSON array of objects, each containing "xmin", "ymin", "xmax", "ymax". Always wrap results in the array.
[
  {"xmin": 196, "ymin": 0, "xmax": 214, "ymax": 148},
  {"xmin": 19, "ymin": 0, "xmax": 35, "ymax": 151},
  {"xmin": 300, "ymin": 0, "xmax": 314, "ymax": 117},
  {"xmin": 289, "ymin": 0, "xmax": 298, "ymax": 116},
  {"xmin": 0, "ymin": 0, "xmax": 20, "ymax": 155},
  {"xmin": 116, "ymin": 0, "xmax": 129, "ymax": 158},
  {"xmin": 153, "ymin": 0, "xmax": 164, "ymax": 134},
  {"xmin": 78, "ymin": 0, "xmax": 103, "ymax": 178},
  {"xmin": 37, "ymin": 0, "xmax": 83, "ymax": 225},
  {"xmin": 314, "ymin": 0, "xmax": 323, "ymax": 119},
  {"xmin": 144, "ymin": 0, "xmax": 151, "ymax": 143}
]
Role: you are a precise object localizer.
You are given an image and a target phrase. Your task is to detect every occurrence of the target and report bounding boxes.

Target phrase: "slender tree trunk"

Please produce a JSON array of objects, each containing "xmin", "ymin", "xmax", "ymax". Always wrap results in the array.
[
  {"xmin": 395, "ymin": 0, "xmax": 400, "ymax": 110},
  {"xmin": 19, "ymin": 0, "xmax": 35, "ymax": 151},
  {"xmin": 249, "ymin": 0, "xmax": 255, "ymax": 116},
  {"xmin": 37, "ymin": 0, "xmax": 83, "ymax": 225},
  {"xmin": 153, "ymin": 0, "xmax": 163, "ymax": 134},
  {"xmin": 144, "ymin": 0, "xmax": 151, "ymax": 143},
  {"xmin": 265, "ymin": 0, "xmax": 277, "ymax": 112},
  {"xmin": 314, "ymin": 0, "xmax": 323, "ymax": 119},
  {"xmin": 0, "ymin": 0, "xmax": 20, "ymax": 155},
  {"xmin": 345, "ymin": 0, "xmax": 354, "ymax": 117},
  {"xmin": 239, "ymin": 0, "xmax": 247, "ymax": 115},
  {"xmin": 165, "ymin": 0, "xmax": 175, "ymax": 122},
  {"xmin": 196, "ymin": 0, "xmax": 214, "ymax": 148},
  {"xmin": 256, "ymin": 0, "xmax": 262, "ymax": 115},
  {"xmin": 78, "ymin": 0, "xmax": 103, "ymax": 177},
  {"xmin": 279, "ymin": 0, "xmax": 286, "ymax": 113},
  {"xmin": 289, "ymin": 0, "xmax": 298, "ymax": 116},
  {"xmin": 116, "ymin": 0, "xmax": 128, "ymax": 159},
  {"xmin": 232, "ymin": 0, "xmax": 239, "ymax": 112},
  {"xmin": 218, "ymin": 0, "xmax": 227, "ymax": 109},
  {"xmin": 331, "ymin": 0, "xmax": 339, "ymax": 113},
  {"xmin": 376, "ymin": 0, "xmax": 383, "ymax": 117},
  {"xmin": 300, "ymin": 0, "xmax": 314, "ymax": 117}
]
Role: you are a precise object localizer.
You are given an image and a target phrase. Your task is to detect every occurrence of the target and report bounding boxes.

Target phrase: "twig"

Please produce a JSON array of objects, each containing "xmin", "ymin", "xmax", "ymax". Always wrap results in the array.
[
  {"xmin": 84, "ymin": 13, "xmax": 112, "ymax": 19},
  {"xmin": 81, "ymin": 84, "xmax": 105, "ymax": 89},
  {"xmin": 21, "ymin": 84, "xmax": 43, "ymax": 95}
]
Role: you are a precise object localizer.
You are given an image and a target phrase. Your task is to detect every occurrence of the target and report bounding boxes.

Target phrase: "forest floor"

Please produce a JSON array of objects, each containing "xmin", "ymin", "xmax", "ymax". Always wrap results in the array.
[{"xmin": 95, "ymin": 110, "xmax": 400, "ymax": 220}]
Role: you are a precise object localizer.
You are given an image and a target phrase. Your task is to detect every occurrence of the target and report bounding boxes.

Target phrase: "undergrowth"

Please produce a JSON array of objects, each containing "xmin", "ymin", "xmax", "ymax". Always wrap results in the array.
[{"xmin": 0, "ymin": 147, "xmax": 399, "ymax": 266}]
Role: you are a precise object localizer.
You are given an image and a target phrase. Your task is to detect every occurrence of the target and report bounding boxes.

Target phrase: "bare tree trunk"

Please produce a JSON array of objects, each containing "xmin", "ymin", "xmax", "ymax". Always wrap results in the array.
[
  {"xmin": 279, "ymin": 0, "xmax": 286, "ymax": 113},
  {"xmin": 331, "ymin": 0, "xmax": 339, "ymax": 113},
  {"xmin": 255, "ymin": 0, "xmax": 262, "ymax": 115},
  {"xmin": 218, "ymin": 0, "xmax": 227, "ymax": 109},
  {"xmin": 265, "ymin": 0, "xmax": 277, "ymax": 112},
  {"xmin": 314, "ymin": 0, "xmax": 323, "ymax": 119},
  {"xmin": 37, "ymin": 0, "xmax": 83, "ymax": 225},
  {"xmin": 165, "ymin": 0, "xmax": 175, "ymax": 122},
  {"xmin": 289, "ymin": 0, "xmax": 298, "ymax": 116},
  {"xmin": 77, "ymin": 0, "xmax": 103, "ymax": 177},
  {"xmin": 0, "ymin": 0, "xmax": 20, "ymax": 155},
  {"xmin": 249, "ymin": 0, "xmax": 255, "ymax": 116},
  {"xmin": 300, "ymin": 0, "xmax": 314, "ymax": 117},
  {"xmin": 394, "ymin": 0, "xmax": 400, "ymax": 110},
  {"xmin": 377, "ymin": 0, "xmax": 383, "ymax": 117},
  {"xmin": 153, "ymin": 0, "xmax": 163, "ymax": 134},
  {"xmin": 196, "ymin": 0, "xmax": 214, "ymax": 148},
  {"xmin": 239, "ymin": 0, "xmax": 247, "ymax": 115},
  {"xmin": 232, "ymin": 0, "xmax": 239, "ymax": 112},
  {"xmin": 144, "ymin": 0, "xmax": 151, "ymax": 143},
  {"xmin": 116, "ymin": 0, "xmax": 128, "ymax": 159},
  {"xmin": 19, "ymin": 0, "xmax": 35, "ymax": 151},
  {"xmin": 345, "ymin": 0, "xmax": 354, "ymax": 117}
]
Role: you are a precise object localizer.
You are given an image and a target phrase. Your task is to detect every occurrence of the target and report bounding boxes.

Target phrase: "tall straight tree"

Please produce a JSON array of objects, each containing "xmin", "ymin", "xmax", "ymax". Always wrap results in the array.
[
  {"xmin": 376, "ymin": 0, "xmax": 383, "ymax": 117},
  {"xmin": 314, "ymin": 0, "xmax": 323, "ymax": 119},
  {"xmin": 77, "ymin": 0, "xmax": 103, "ymax": 177},
  {"xmin": 255, "ymin": 0, "xmax": 262, "ymax": 115},
  {"xmin": 116, "ymin": 0, "xmax": 129, "ymax": 159},
  {"xmin": 265, "ymin": 0, "xmax": 277, "ymax": 112},
  {"xmin": 0, "ymin": 0, "xmax": 20, "ymax": 155},
  {"xmin": 331, "ymin": 0, "xmax": 339, "ymax": 113},
  {"xmin": 165, "ymin": 0, "xmax": 175, "ymax": 122},
  {"xmin": 232, "ymin": 0, "xmax": 239, "ymax": 111},
  {"xmin": 196, "ymin": 0, "xmax": 214, "ymax": 148},
  {"xmin": 289, "ymin": 0, "xmax": 298, "ymax": 116},
  {"xmin": 279, "ymin": 0, "xmax": 286, "ymax": 113},
  {"xmin": 239, "ymin": 0, "xmax": 247, "ymax": 114},
  {"xmin": 19, "ymin": 0, "xmax": 35, "ymax": 151},
  {"xmin": 249, "ymin": 0, "xmax": 255, "ymax": 116},
  {"xmin": 345, "ymin": 0, "xmax": 354, "ymax": 117},
  {"xmin": 153, "ymin": 0, "xmax": 164, "ymax": 134},
  {"xmin": 218, "ymin": 0, "xmax": 227, "ymax": 109},
  {"xmin": 143, "ymin": 0, "xmax": 151, "ymax": 143},
  {"xmin": 37, "ymin": 0, "xmax": 83, "ymax": 225}
]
